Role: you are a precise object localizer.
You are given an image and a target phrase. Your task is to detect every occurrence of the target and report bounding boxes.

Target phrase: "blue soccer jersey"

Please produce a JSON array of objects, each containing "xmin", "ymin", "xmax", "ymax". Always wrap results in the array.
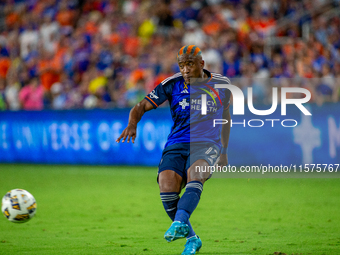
[{"xmin": 145, "ymin": 69, "xmax": 231, "ymax": 149}]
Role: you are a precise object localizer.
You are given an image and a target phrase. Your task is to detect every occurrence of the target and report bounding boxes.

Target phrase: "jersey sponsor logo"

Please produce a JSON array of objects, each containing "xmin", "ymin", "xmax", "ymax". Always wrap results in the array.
[
  {"xmin": 179, "ymin": 99, "xmax": 189, "ymax": 109},
  {"xmin": 190, "ymin": 98, "xmax": 218, "ymax": 112},
  {"xmin": 199, "ymin": 85, "xmax": 222, "ymax": 107},
  {"xmin": 149, "ymin": 90, "xmax": 159, "ymax": 99},
  {"xmin": 199, "ymin": 84, "xmax": 223, "ymax": 115},
  {"xmin": 181, "ymin": 89, "xmax": 189, "ymax": 93}
]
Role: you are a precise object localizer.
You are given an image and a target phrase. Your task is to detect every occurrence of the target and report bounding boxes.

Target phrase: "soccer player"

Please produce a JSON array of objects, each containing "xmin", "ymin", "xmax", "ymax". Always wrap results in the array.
[{"xmin": 116, "ymin": 45, "xmax": 231, "ymax": 255}]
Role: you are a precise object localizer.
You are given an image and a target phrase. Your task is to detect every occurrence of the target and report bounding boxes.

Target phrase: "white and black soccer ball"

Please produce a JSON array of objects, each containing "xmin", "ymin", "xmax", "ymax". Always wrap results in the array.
[{"xmin": 1, "ymin": 189, "xmax": 37, "ymax": 223}]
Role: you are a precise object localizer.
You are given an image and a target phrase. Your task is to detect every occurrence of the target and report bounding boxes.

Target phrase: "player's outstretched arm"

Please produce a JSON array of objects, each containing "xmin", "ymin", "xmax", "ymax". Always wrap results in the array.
[
  {"xmin": 116, "ymin": 99, "xmax": 154, "ymax": 143},
  {"xmin": 217, "ymin": 108, "xmax": 231, "ymax": 166}
]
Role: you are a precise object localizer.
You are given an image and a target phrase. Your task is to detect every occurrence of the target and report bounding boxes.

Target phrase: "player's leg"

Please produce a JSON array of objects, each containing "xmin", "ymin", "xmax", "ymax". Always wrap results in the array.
[
  {"xmin": 158, "ymin": 145, "xmax": 193, "ymax": 242},
  {"xmin": 173, "ymin": 144, "xmax": 218, "ymax": 254},
  {"xmin": 174, "ymin": 143, "xmax": 218, "ymax": 227},
  {"xmin": 159, "ymin": 170, "xmax": 182, "ymax": 221},
  {"xmin": 174, "ymin": 159, "xmax": 210, "ymax": 230},
  {"xmin": 163, "ymin": 159, "xmax": 208, "ymax": 253},
  {"xmin": 159, "ymin": 144, "xmax": 200, "ymax": 244},
  {"xmin": 158, "ymin": 146, "xmax": 185, "ymax": 222},
  {"xmin": 159, "ymin": 169, "xmax": 195, "ymax": 242},
  {"xmin": 173, "ymin": 159, "xmax": 208, "ymax": 254}
]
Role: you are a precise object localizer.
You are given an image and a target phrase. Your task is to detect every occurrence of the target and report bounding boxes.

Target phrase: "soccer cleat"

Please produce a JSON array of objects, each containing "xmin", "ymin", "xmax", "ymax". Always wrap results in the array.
[
  {"xmin": 181, "ymin": 236, "xmax": 202, "ymax": 255},
  {"xmin": 164, "ymin": 221, "xmax": 189, "ymax": 242}
]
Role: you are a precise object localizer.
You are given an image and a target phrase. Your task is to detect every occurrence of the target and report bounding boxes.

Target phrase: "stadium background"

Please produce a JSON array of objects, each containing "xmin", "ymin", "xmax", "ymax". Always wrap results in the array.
[
  {"xmin": 0, "ymin": 0, "xmax": 339, "ymax": 165},
  {"xmin": 0, "ymin": 1, "xmax": 340, "ymax": 255}
]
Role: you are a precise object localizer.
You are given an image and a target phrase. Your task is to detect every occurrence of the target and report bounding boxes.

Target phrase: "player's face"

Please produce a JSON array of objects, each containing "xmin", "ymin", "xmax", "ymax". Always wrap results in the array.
[{"xmin": 178, "ymin": 54, "xmax": 204, "ymax": 84}]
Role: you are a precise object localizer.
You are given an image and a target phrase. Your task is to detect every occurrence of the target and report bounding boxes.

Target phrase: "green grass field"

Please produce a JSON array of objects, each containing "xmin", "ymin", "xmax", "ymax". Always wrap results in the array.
[{"xmin": 0, "ymin": 164, "xmax": 340, "ymax": 255}]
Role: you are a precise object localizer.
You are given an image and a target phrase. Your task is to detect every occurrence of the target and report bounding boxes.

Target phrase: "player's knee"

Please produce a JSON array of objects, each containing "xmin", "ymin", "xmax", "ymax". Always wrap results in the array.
[
  {"xmin": 188, "ymin": 169, "xmax": 209, "ymax": 184},
  {"xmin": 159, "ymin": 179, "xmax": 181, "ymax": 193},
  {"xmin": 158, "ymin": 170, "xmax": 182, "ymax": 193},
  {"xmin": 159, "ymin": 177, "xmax": 181, "ymax": 193}
]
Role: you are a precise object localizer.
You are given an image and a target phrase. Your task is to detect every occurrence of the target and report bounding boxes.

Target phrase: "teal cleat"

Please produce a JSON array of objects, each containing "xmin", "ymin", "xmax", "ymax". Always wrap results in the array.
[
  {"xmin": 164, "ymin": 221, "xmax": 189, "ymax": 242},
  {"xmin": 181, "ymin": 236, "xmax": 202, "ymax": 255}
]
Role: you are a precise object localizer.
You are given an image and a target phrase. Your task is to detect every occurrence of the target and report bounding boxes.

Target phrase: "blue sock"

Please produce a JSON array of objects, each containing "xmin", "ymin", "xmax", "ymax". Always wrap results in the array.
[
  {"xmin": 174, "ymin": 181, "xmax": 203, "ymax": 226},
  {"xmin": 160, "ymin": 191, "xmax": 196, "ymax": 238},
  {"xmin": 186, "ymin": 219, "xmax": 196, "ymax": 239},
  {"xmin": 160, "ymin": 192, "xmax": 179, "ymax": 221}
]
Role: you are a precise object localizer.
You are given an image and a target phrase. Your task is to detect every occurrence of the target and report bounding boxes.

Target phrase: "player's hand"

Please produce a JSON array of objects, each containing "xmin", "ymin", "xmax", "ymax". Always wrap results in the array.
[
  {"xmin": 217, "ymin": 153, "xmax": 228, "ymax": 167},
  {"xmin": 116, "ymin": 124, "xmax": 137, "ymax": 143}
]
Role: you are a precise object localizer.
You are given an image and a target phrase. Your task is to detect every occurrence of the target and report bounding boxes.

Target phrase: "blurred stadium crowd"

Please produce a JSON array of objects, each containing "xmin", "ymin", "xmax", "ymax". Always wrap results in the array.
[{"xmin": 0, "ymin": 0, "xmax": 339, "ymax": 110}]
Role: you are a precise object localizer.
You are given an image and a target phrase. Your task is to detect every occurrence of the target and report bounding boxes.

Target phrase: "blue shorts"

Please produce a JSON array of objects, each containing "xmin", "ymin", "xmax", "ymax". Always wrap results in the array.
[{"xmin": 158, "ymin": 142, "xmax": 220, "ymax": 183}]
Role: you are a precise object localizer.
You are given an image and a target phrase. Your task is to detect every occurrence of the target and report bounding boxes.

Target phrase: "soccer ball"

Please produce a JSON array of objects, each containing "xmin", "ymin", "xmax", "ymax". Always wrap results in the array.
[{"xmin": 1, "ymin": 189, "xmax": 37, "ymax": 223}]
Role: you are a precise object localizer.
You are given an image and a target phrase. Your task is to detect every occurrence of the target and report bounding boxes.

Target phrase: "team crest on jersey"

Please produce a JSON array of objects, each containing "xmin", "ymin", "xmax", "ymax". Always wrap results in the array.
[{"xmin": 211, "ymin": 89, "xmax": 219, "ymax": 98}]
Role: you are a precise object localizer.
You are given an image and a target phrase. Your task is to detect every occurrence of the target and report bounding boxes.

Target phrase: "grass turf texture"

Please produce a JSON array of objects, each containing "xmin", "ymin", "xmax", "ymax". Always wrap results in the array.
[{"xmin": 0, "ymin": 165, "xmax": 339, "ymax": 255}]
